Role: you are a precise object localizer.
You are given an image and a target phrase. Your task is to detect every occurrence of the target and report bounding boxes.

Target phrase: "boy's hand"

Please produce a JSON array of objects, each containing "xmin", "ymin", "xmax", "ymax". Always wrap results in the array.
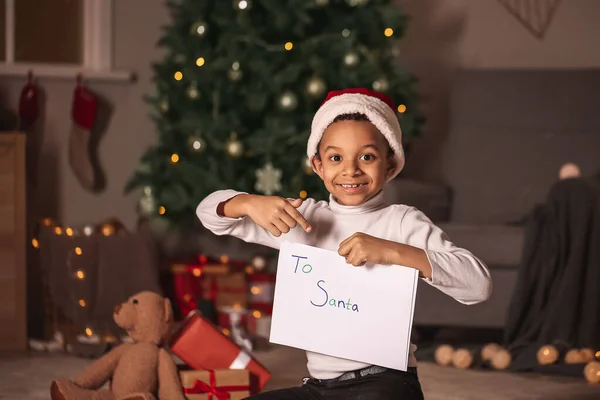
[
  {"xmin": 338, "ymin": 232, "xmax": 432, "ymax": 278},
  {"xmin": 338, "ymin": 233, "xmax": 396, "ymax": 266},
  {"xmin": 244, "ymin": 195, "xmax": 312, "ymax": 237}
]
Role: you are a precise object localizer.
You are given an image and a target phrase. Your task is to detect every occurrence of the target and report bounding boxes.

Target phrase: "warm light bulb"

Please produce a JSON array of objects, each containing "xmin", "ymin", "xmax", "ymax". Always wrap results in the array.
[
  {"xmin": 85, "ymin": 328, "xmax": 93, "ymax": 336},
  {"xmin": 233, "ymin": 303, "xmax": 242, "ymax": 310},
  {"xmin": 79, "ymin": 299, "xmax": 86, "ymax": 307},
  {"xmin": 251, "ymin": 286, "xmax": 261, "ymax": 295},
  {"xmin": 596, "ymin": 350, "xmax": 600, "ymax": 358},
  {"xmin": 196, "ymin": 57, "xmax": 205, "ymax": 67},
  {"xmin": 245, "ymin": 266, "xmax": 254, "ymax": 274},
  {"xmin": 171, "ymin": 153, "xmax": 180, "ymax": 163},
  {"xmin": 31, "ymin": 238, "xmax": 39, "ymax": 248},
  {"xmin": 222, "ymin": 328, "xmax": 230, "ymax": 336},
  {"xmin": 158, "ymin": 206, "xmax": 166, "ymax": 215},
  {"xmin": 397, "ymin": 104, "xmax": 407, "ymax": 113},
  {"xmin": 65, "ymin": 227, "xmax": 74, "ymax": 236},
  {"xmin": 252, "ymin": 310, "xmax": 262, "ymax": 318},
  {"xmin": 384, "ymin": 28, "xmax": 394, "ymax": 37},
  {"xmin": 220, "ymin": 255, "xmax": 229, "ymax": 263},
  {"xmin": 75, "ymin": 247, "xmax": 83, "ymax": 256},
  {"xmin": 299, "ymin": 190, "xmax": 308, "ymax": 199},
  {"xmin": 183, "ymin": 293, "xmax": 192, "ymax": 302},
  {"xmin": 43, "ymin": 218, "xmax": 53, "ymax": 226},
  {"xmin": 54, "ymin": 227, "xmax": 63, "ymax": 235},
  {"xmin": 76, "ymin": 270, "xmax": 85, "ymax": 279},
  {"xmin": 192, "ymin": 268, "xmax": 202, "ymax": 277},
  {"xmin": 174, "ymin": 71, "xmax": 183, "ymax": 81},
  {"xmin": 284, "ymin": 42, "xmax": 293, "ymax": 51}
]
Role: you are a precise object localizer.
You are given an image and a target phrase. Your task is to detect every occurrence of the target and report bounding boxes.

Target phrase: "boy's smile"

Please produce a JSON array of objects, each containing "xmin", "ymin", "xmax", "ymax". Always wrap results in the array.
[{"xmin": 311, "ymin": 117, "xmax": 397, "ymax": 206}]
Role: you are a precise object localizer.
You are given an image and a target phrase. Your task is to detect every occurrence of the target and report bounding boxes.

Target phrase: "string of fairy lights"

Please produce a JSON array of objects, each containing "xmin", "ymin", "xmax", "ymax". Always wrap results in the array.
[{"xmin": 31, "ymin": 217, "xmax": 124, "ymax": 340}]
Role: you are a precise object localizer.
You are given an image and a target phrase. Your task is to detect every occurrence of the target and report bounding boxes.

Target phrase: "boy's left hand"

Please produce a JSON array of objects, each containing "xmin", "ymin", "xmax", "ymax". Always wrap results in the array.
[{"xmin": 338, "ymin": 232, "xmax": 396, "ymax": 266}]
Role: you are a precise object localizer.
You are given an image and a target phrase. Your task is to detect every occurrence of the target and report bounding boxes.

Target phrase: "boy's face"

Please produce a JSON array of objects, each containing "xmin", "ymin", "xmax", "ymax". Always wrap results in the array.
[{"xmin": 311, "ymin": 120, "xmax": 397, "ymax": 206}]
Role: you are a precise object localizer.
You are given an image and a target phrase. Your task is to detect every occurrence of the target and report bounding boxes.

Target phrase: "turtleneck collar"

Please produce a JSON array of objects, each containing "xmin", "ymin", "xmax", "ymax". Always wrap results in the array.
[{"xmin": 328, "ymin": 190, "xmax": 388, "ymax": 215}]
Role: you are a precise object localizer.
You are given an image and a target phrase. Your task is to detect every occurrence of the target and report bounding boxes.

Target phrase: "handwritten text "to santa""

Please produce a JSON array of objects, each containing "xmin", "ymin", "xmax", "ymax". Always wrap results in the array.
[{"xmin": 291, "ymin": 255, "xmax": 360, "ymax": 312}]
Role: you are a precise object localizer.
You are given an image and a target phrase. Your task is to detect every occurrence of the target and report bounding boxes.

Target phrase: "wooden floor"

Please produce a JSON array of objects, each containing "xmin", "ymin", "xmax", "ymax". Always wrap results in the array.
[{"xmin": 1, "ymin": 345, "xmax": 598, "ymax": 400}]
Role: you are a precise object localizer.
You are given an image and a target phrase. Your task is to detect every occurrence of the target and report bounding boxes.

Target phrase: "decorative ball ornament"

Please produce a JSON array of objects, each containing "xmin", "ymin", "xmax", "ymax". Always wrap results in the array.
[
  {"xmin": 481, "ymin": 343, "xmax": 501, "ymax": 361},
  {"xmin": 372, "ymin": 78, "xmax": 389, "ymax": 92},
  {"xmin": 190, "ymin": 20, "xmax": 208, "ymax": 37},
  {"xmin": 559, "ymin": 162, "xmax": 581, "ymax": 180},
  {"xmin": 537, "ymin": 345, "xmax": 559, "ymax": 365},
  {"xmin": 228, "ymin": 61, "xmax": 243, "ymax": 82},
  {"xmin": 343, "ymin": 51, "xmax": 359, "ymax": 67},
  {"xmin": 188, "ymin": 136, "xmax": 206, "ymax": 153},
  {"xmin": 451, "ymin": 348, "xmax": 473, "ymax": 369},
  {"xmin": 278, "ymin": 91, "xmax": 298, "ymax": 111},
  {"xmin": 306, "ymin": 76, "xmax": 326, "ymax": 98},
  {"xmin": 580, "ymin": 348, "xmax": 596, "ymax": 363},
  {"xmin": 584, "ymin": 361, "xmax": 600, "ymax": 383},
  {"xmin": 490, "ymin": 349, "xmax": 512, "ymax": 370},
  {"xmin": 186, "ymin": 82, "xmax": 200, "ymax": 99},
  {"xmin": 226, "ymin": 132, "xmax": 244, "ymax": 158},
  {"xmin": 434, "ymin": 345, "xmax": 454, "ymax": 366},
  {"xmin": 315, "ymin": 0, "xmax": 329, "ymax": 6},
  {"xmin": 234, "ymin": 0, "xmax": 252, "ymax": 11}
]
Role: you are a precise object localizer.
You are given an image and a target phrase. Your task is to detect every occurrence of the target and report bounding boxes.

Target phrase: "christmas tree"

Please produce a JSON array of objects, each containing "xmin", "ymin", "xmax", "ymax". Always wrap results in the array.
[{"xmin": 127, "ymin": 0, "xmax": 423, "ymax": 227}]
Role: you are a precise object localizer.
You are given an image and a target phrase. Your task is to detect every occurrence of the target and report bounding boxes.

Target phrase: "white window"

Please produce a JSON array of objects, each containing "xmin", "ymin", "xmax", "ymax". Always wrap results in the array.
[{"xmin": 0, "ymin": 0, "xmax": 133, "ymax": 81}]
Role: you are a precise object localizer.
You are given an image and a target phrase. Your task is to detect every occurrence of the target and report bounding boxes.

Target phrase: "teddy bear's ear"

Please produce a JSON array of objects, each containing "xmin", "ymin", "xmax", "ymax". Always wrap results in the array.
[{"xmin": 163, "ymin": 297, "xmax": 173, "ymax": 323}]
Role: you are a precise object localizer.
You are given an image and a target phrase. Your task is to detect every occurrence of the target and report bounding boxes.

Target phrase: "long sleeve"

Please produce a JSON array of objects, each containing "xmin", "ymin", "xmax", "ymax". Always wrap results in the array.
[
  {"xmin": 196, "ymin": 189, "xmax": 282, "ymax": 249},
  {"xmin": 400, "ymin": 207, "xmax": 493, "ymax": 305}
]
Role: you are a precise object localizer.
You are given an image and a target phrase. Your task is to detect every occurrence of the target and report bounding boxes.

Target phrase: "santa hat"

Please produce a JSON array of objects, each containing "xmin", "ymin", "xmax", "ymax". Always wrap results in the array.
[{"xmin": 307, "ymin": 88, "xmax": 405, "ymax": 178}]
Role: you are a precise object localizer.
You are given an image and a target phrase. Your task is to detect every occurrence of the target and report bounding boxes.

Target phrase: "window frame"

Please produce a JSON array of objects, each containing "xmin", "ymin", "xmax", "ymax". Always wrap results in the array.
[{"xmin": 0, "ymin": 0, "xmax": 133, "ymax": 81}]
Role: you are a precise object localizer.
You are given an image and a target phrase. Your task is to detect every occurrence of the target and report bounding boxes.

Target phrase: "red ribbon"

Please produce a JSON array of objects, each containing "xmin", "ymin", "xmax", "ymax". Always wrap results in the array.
[{"xmin": 183, "ymin": 370, "xmax": 250, "ymax": 399}]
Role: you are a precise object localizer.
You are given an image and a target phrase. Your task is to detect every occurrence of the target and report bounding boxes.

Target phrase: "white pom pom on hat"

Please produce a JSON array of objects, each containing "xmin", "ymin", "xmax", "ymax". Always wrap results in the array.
[{"xmin": 307, "ymin": 87, "xmax": 405, "ymax": 179}]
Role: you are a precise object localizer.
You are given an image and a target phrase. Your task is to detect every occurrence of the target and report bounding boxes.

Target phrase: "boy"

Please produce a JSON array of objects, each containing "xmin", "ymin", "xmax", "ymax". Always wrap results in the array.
[{"xmin": 197, "ymin": 88, "xmax": 492, "ymax": 399}]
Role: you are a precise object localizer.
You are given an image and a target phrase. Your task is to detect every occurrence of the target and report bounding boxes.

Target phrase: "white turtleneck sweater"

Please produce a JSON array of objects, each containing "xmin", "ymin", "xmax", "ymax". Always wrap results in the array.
[{"xmin": 196, "ymin": 189, "xmax": 492, "ymax": 379}]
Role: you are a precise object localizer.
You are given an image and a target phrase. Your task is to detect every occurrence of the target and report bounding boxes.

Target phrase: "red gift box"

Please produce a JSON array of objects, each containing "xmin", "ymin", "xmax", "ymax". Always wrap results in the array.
[
  {"xmin": 170, "ymin": 311, "xmax": 271, "ymax": 390},
  {"xmin": 248, "ymin": 273, "xmax": 275, "ymax": 316}
]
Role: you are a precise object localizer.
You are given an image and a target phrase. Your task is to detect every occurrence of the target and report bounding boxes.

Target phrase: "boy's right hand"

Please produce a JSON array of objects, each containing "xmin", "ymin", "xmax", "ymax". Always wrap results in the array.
[{"xmin": 222, "ymin": 195, "xmax": 312, "ymax": 237}]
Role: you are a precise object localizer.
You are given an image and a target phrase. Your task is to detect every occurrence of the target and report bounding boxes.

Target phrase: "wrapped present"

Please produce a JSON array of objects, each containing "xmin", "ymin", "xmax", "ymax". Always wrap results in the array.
[
  {"xmin": 180, "ymin": 369, "xmax": 253, "ymax": 400},
  {"xmin": 248, "ymin": 273, "xmax": 275, "ymax": 316},
  {"xmin": 170, "ymin": 311, "xmax": 271, "ymax": 390},
  {"xmin": 170, "ymin": 256, "xmax": 231, "ymax": 317},
  {"xmin": 247, "ymin": 314, "xmax": 272, "ymax": 339},
  {"xmin": 201, "ymin": 272, "xmax": 248, "ymax": 310}
]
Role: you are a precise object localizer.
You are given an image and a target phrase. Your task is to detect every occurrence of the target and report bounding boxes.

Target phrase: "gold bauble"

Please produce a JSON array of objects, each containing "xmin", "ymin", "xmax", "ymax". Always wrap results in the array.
[
  {"xmin": 315, "ymin": 0, "xmax": 329, "ymax": 6},
  {"xmin": 278, "ymin": 91, "xmax": 298, "ymax": 111},
  {"xmin": 186, "ymin": 82, "xmax": 200, "ymax": 99},
  {"xmin": 190, "ymin": 20, "xmax": 208, "ymax": 37},
  {"xmin": 234, "ymin": 0, "xmax": 252, "ymax": 11},
  {"xmin": 372, "ymin": 78, "xmax": 389, "ymax": 92},
  {"xmin": 188, "ymin": 136, "xmax": 206, "ymax": 152},
  {"xmin": 343, "ymin": 51, "xmax": 359, "ymax": 67},
  {"xmin": 226, "ymin": 133, "xmax": 243, "ymax": 158},
  {"xmin": 306, "ymin": 77, "xmax": 326, "ymax": 98}
]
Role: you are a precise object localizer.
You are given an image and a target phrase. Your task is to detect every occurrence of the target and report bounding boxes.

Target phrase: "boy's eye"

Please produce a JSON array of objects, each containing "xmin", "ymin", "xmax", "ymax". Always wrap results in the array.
[
  {"xmin": 329, "ymin": 155, "xmax": 342, "ymax": 162},
  {"xmin": 360, "ymin": 154, "xmax": 375, "ymax": 161}
]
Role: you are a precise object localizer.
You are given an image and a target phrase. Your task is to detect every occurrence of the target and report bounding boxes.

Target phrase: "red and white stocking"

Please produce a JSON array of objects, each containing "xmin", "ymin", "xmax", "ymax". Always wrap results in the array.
[{"xmin": 69, "ymin": 77, "xmax": 98, "ymax": 191}]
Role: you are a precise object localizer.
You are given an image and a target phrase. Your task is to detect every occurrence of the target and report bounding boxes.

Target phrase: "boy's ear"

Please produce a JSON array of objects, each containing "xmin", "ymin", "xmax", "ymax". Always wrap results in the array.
[
  {"xmin": 310, "ymin": 155, "xmax": 324, "ymax": 180},
  {"xmin": 386, "ymin": 155, "xmax": 398, "ymax": 180}
]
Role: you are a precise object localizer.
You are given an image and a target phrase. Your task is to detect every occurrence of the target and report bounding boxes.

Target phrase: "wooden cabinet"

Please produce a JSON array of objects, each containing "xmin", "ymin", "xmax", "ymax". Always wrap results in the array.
[{"xmin": 0, "ymin": 132, "xmax": 27, "ymax": 351}]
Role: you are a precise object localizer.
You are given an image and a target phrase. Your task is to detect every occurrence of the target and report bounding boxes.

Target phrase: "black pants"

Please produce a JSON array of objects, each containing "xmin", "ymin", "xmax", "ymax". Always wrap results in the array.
[{"xmin": 244, "ymin": 369, "xmax": 424, "ymax": 400}]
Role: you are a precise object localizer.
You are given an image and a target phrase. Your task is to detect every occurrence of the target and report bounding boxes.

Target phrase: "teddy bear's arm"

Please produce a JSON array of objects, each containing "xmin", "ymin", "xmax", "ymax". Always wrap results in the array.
[
  {"xmin": 157, "ymin": 348, "xmax": 186, "ymax": 400},
  {"xmin": 74, "ymin": 343, "xmax": 133, "ymax": 389}
]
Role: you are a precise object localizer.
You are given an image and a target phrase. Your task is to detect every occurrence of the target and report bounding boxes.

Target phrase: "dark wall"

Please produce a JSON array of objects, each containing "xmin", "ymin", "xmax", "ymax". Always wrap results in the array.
[{"xmin": 441, "ymin": 69, "xmax": 600, "ymax": 224}]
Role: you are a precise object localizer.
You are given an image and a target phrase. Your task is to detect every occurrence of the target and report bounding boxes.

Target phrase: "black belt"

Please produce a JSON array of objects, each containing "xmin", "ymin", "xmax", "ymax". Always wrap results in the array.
[{"xmin": 308, "ymin": 365, "xmax": 418, "ymax": 384}]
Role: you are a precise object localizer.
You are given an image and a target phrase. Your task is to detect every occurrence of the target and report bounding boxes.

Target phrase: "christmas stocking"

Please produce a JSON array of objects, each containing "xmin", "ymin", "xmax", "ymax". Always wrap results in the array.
[{"xmin": 69, "ymin": 78, "xmax": 98, "ymax": 191}]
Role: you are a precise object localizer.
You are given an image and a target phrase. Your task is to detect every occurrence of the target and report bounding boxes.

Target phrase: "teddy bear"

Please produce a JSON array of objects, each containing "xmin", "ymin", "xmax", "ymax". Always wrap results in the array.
[{"xmin": 50, "ymin": 291, "xmax": 186, "ymax": 400}]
